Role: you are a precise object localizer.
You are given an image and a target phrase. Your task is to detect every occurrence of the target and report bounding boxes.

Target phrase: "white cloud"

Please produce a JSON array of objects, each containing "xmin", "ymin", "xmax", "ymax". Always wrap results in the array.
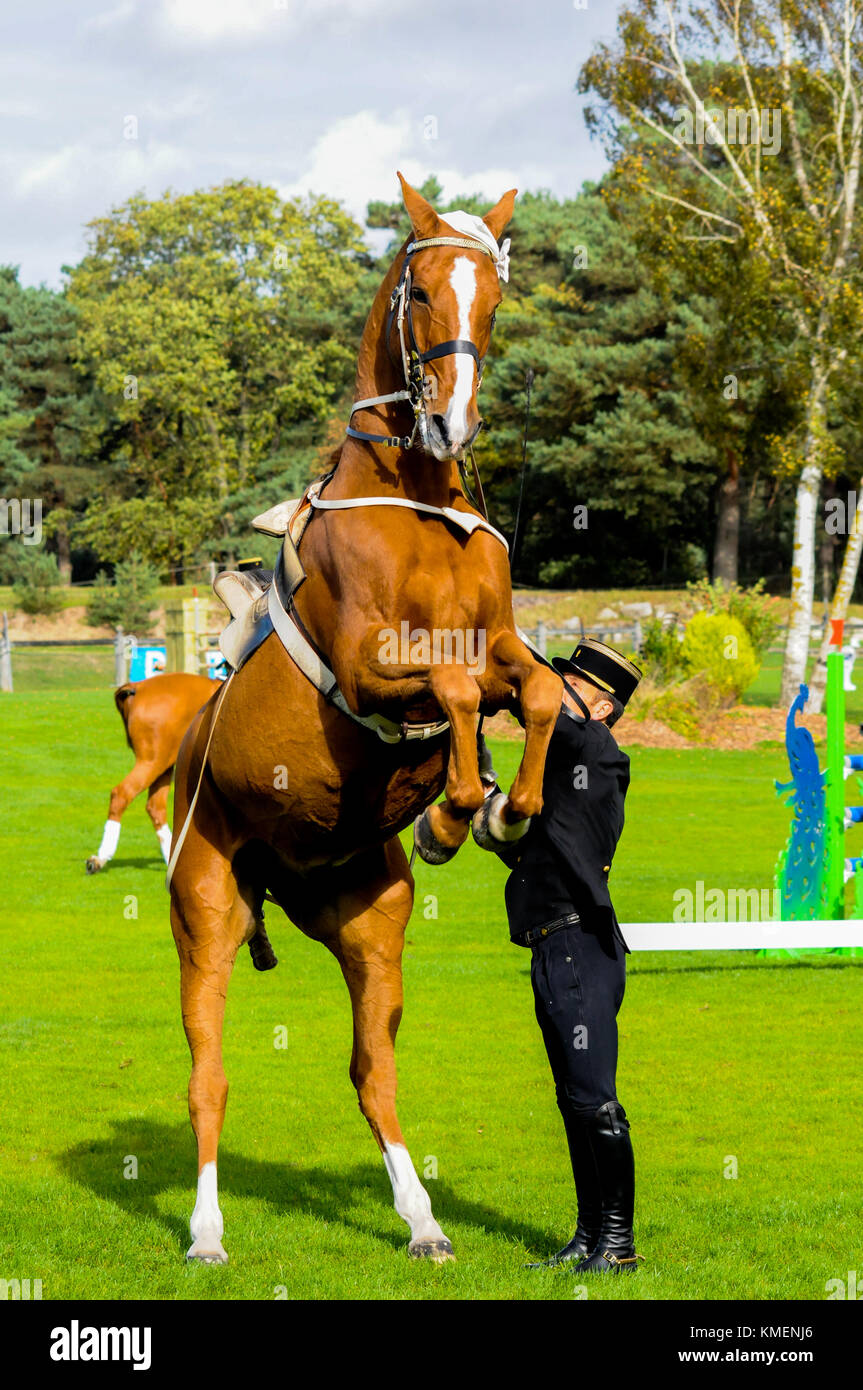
[
  {"xmin": 159, "ymin": 0, "xmax": 274, "ymax": 40},
  {"xmin": 12, "ymin": 140, "xmax": 192, "ymax": 199},
  {"xmin": 158, "ymin": 0, "xmax": 399, "ymax": 43},
  {"xmin": 15, "ymin": 144, "xmax": 89, "ymax": 197},
  {"xmin": 0, "ymin": 99, "xmax": 40, "ymax": 118},
  {"xmin": 279, "ymin": 109, "xmax": 529, "ymax": 228},
  {"xmin": 278, "ymin": 109, "xmax": 419, "ymax": 218},
  {"xmin": 83, "ymin": 1, "xmax": 137, "ymax": 30}
]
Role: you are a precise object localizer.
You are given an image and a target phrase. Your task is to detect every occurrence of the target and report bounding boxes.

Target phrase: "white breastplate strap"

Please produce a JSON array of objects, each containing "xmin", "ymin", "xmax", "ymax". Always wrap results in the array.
[
  {"xmin": 266, "ymin": 569, "xmax": 450, "ymax": 745},
  {"xmin": 309, "ymin": 495, "xmax": 509, "ymax": 552}
]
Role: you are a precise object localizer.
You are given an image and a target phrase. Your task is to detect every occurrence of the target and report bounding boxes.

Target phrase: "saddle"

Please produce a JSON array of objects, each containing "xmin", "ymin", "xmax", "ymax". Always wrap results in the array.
[{"xmin": 214, "ymin": 478, "xmax": 327, "ymax": 672}]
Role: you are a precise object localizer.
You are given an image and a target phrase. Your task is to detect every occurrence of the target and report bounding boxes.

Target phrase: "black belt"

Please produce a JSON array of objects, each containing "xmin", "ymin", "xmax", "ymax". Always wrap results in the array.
[{"xmin": 514, "ymin": 911, "xmax": 580, "ymax": 949}]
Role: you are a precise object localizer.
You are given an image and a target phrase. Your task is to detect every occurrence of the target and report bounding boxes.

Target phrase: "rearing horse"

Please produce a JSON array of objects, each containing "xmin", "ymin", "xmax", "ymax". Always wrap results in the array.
[{"xmin": 169, "ymin": 174, "xmax": 562, "ymax": 1265}]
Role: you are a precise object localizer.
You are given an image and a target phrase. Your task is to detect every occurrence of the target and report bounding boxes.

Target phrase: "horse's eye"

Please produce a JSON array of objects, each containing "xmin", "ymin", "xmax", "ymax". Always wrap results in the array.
[{"xmin": 411, "ymin": 286, "xmax": 430, "ymax": 305}]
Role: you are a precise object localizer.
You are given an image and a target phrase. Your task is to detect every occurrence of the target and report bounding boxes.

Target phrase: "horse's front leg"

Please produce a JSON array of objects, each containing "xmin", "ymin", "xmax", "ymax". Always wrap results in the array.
[
  {"xmin": 473, "ymin": 630, "xmax": 562, "ymax": 849},
  {"xmin": 414, "ymin": 662, "xmax": 485, "ymax": 862}
]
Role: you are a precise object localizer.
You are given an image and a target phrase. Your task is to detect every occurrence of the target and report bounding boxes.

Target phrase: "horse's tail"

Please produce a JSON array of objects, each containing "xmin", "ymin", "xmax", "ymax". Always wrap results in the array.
[{"xmin": 114, "ymin": 683, "xmax": 137, "ymax": 750}]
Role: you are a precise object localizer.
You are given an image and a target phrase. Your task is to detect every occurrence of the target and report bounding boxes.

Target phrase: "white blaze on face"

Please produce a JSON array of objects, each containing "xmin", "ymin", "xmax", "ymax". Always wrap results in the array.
[{"xmin": 444, "ymin": 256, "xmax": 478, "ymax": 448}]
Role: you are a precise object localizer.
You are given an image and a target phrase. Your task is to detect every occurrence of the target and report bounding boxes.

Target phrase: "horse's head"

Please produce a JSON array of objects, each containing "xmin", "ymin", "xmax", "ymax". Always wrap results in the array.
[{"xmin": 394, "ymin": 172, "xmax": 516, "ymax": 462}]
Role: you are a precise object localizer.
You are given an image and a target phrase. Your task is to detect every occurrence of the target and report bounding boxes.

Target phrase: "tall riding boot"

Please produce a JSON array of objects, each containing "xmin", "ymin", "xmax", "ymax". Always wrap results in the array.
[
  {"xmin": 527, "ymin": 1104, "xmax": 602, "ymax": 1267},
  {"xmin": 570, "ymin": 1100, "xmax": 641, "ymax": 1274}
]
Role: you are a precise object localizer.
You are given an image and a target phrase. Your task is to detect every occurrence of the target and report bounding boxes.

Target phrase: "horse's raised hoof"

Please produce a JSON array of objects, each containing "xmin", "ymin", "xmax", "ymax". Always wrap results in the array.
[
  {"xmin": 413, "ymin": 809, "xmax": 459, "ymax": 865},
  {"xmin": 248, "ymin": 927, "xmax": 278, "ymax": 971},
  {"xmin": 186, "ymin": 1240, "xmax": 228, "ymax": 1265},
  {"xmin": 85, "ymin": 856, "xmax": 106, "ymax": 875},
  {"xmin": 409, "ymin": 1237, "xmax": 455, "ymax": 1263},
  {"xmin": 471, "ymin": 792, "xmax": 532, "ymax": 851}
]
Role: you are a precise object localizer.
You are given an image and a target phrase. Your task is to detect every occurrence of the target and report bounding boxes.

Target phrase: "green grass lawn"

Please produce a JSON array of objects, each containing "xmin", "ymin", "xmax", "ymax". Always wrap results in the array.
[{"xmin": 0, "ymin": 688, "xmax": 860, "ymax": 1302}]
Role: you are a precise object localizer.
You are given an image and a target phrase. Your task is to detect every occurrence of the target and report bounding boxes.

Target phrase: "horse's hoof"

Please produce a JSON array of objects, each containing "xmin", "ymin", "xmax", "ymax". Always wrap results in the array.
[
  {"xmin": 85, "ymin": 856, "xmax": 105, "ymax": 875},
  {"xmin": 409, "ymin": 1237, "xmax": 455, "ymax": 1263},
  {"xmin": 248, "ymin": 931, "xmax": 278, "ymax": 971},
  {"xmin": 471, "ymin": 792, "xmax": 532, "ymax": 851},
  {"xmin": 186, "ymin": 1240, "xmax": 228, "ymax": 1265},
  {"xmin": 413, "ymin": 809, "xmax": 459, "ymax": 865}
]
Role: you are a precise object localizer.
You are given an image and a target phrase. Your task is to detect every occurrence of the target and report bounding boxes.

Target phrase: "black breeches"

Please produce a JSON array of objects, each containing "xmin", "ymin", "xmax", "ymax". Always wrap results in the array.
[{"xmin": 530, "ymin": 920, "xmax": 626, "ymax": 1116}]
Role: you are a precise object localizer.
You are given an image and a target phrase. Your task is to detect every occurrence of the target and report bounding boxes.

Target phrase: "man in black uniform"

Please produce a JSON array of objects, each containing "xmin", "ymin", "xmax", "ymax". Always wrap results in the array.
[{"xmin": 478, "ymin": 636, "xmax": 642, "ymax": 1275}]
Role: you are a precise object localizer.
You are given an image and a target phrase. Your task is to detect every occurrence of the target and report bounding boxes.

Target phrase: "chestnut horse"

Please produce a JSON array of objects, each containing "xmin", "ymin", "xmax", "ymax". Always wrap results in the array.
[
  {"xmin": 86, "ymin": 673, "xmax": 217, "ymax": 874},
  {"xmin": 169, "ymin": 174, "xmax": 563, "ymax": 1265}
]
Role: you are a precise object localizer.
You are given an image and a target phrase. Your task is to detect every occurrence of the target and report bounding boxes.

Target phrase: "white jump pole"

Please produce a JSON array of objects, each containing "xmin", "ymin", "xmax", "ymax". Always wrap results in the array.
[{"xmin": 622, "ymin": 921, "xmax": 863, "ymax": 951}]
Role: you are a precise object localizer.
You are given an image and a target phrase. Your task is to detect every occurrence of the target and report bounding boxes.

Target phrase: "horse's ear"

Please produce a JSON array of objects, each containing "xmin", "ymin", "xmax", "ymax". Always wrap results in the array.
[
  {"xmin": 397, "ymin": 171, "xmax": 443, "ymax": 240},
  {"xmin": 483, "ymin": 189, "xmax": 517, "ymax": 241}
]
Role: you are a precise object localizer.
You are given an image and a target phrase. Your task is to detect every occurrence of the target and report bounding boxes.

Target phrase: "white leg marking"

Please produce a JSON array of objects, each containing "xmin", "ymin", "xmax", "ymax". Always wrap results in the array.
[
  {"xmin": 383, "ymin": 1142, "xmax": 447, "ymax": 1247},
  {"xmin": 187, "ymin": 1161, "xmax": 227, "ymax": 1261},
  {"xmin": 444, "ymin": 257, "xmax": 477, "ymax": 449},
  {"xmin": 156, "ymin": 823, "xmax": 172, "ymax": 863},
  {"xmin": 95, "ymin": 818, "xmax": 121, "ymax": 862},
  {"xmin": 488, "ymin": 792, "xmax": 531, "ymax": 842}
]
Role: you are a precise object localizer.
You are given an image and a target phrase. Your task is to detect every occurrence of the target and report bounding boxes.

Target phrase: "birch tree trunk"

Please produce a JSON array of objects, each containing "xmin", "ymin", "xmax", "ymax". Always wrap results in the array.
[
  {"xmin": 780, "ymin": 461, "xmax": 822, "ymax": 707},
  {"xmin": 806, "ymin": 484, "xmax": 863, "ymax": 711},
  {"xmin": 779, "ymin": 382, "xmax": 828, "ymax": 707}
]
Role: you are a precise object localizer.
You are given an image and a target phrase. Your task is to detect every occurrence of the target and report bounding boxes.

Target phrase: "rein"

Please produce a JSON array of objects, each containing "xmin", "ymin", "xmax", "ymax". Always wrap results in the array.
[{"xmin": 510, "ymin": 366, "xmax": 534, "ymax": 575}]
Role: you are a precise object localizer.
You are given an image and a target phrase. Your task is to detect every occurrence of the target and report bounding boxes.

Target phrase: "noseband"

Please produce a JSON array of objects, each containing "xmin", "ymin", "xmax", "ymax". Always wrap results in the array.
[{"xmin": 347, "ymin": 235, "xmax": 500, "ymax": 451}]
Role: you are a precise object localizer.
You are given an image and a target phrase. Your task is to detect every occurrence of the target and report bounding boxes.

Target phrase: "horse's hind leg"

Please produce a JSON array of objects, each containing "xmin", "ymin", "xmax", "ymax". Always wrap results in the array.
[
  {"xmin": 170, "ymin": 817, "xmax": 255, "ymax": 1264},
  {"xmin": 86, "ymin": 759, "xmax": 160, "ymax": 873},
  {"xmin": 145, "ymin": 768, "xmax": 173, "ymax": 863},
  {"xmin": 303, "ymin": 838, "xmax": 453, "ymax": 1261}
]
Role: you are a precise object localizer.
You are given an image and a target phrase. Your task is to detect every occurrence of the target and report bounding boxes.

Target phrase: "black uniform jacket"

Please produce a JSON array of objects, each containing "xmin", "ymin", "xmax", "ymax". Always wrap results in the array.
[{"xmin": 503, "ymin": 703, "xmax": 631, "ymax": 952}]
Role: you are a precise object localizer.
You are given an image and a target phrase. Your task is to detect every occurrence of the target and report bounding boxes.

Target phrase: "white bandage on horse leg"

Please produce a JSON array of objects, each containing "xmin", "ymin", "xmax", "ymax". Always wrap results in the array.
[
  {"xmin": 487, "ymin": 792, "xmax": 531, "ymax": 842},
  {"xmin": 156, "ymin": 824, "xmax": 173, "ymax": 862},
  {"xmin": 383, "ymin": 1142, "xmax": 447, "ymax": 1245},
  {"xmin": 96, "ymin": 819, "xmax": 121, "ymax": 862}
]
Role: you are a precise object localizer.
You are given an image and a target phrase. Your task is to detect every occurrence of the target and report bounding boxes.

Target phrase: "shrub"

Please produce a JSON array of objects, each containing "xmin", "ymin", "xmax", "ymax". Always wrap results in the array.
[
  {"xmin": 86, "ymin": 553, "xmax": 160, "ymax": 634},
  {"xmin": 640, "ymin": 618, "xmax": 685, "ymax": 682},
  {"xmin": 681, "ymin": 610, "xmax": 759, "ymax": 704},
  {"xmin": 11, "ymin": 550, "xmax": 64, "ymax": 616},
  {"xmin": 686, "ymin": 578, "xmax": 779, "ymax": 658}
]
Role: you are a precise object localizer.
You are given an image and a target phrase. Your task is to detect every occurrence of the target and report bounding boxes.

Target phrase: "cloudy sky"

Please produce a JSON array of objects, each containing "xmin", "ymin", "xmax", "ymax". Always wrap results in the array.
[{"xmin": 1, "ymin": 0, "xmax": 624, "ymax": 288}]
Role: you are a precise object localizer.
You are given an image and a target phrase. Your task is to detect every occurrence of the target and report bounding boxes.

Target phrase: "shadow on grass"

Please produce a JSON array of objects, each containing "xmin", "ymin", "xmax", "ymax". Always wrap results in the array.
[
  {"xmin": 630, "ymin": 956, "xmax": 863, "ymax": 976},
  {"xmin": 58, "ymin": 1118, "xmax": 553, "ymax": 1257},
  {"xmin": 81, "ymin": 857, "xmax": 166, "ymax": 873}
]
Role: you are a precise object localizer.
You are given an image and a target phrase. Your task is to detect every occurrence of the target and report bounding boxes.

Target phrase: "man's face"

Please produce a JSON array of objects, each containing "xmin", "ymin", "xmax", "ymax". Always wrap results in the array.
[{"xmin": 563, "ymin": 674, "xmax": 614, "ymax": 723}]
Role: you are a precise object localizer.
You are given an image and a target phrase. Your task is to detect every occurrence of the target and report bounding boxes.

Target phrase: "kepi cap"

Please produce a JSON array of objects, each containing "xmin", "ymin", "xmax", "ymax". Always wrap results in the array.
[{"xmin": 552, "ymin": 636, "xmax": 642, "ymax": 707}]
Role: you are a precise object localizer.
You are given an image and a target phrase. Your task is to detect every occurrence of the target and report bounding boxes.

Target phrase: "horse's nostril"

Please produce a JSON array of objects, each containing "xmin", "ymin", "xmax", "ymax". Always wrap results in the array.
[{"xmin": 431, "ymin": 414, "xmax": 449, "ymax": 445}]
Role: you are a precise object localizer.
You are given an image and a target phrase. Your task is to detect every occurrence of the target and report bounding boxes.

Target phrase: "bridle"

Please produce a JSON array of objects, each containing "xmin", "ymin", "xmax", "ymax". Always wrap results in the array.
[{"xmin": 347, "ymin": 235, "xmax": 501, "ymax": 452}]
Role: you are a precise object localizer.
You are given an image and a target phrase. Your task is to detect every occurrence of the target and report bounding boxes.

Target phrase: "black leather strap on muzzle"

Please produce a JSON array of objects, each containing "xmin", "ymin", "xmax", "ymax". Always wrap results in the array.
[{"xmin": 420, "ymin": 338, "xmax": 483, "ymax": 369}]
